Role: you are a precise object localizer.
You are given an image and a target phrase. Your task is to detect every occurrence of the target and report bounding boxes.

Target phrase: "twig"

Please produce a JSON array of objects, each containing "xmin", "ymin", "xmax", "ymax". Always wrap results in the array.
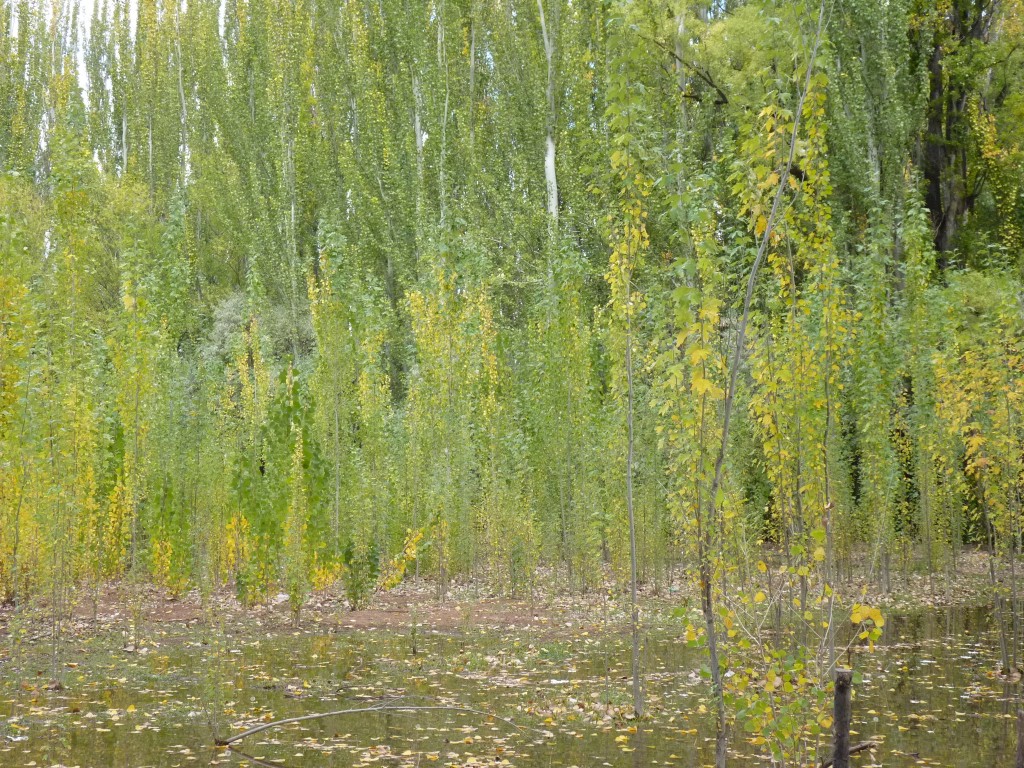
[
  {"xmin": 215, "ymin": 703, "xmax": 532, "ymax": 746},
  {"xmin": 819, "ymin": 740, "xmax": 878, "ymax": 768}
]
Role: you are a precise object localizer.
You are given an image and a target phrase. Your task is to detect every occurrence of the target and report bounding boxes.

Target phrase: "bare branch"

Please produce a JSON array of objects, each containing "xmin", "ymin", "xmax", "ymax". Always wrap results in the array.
[{"xmin": 642, "ymin": 33, "xmax": 730, "ymax": 105}]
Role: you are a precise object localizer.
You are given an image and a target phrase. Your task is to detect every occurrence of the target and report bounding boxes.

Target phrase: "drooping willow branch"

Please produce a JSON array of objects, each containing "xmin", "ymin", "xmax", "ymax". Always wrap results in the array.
[
  {"xmin": 698, "ymin": 3, "xmax": 831, "ymax": 767},
  {"xmin": 707, "ymin": 2, "xmax": 830, "ymax": 518},
  {"xmin": 214, "ymin": 703, "xmax": 532, "ymax": 747}
]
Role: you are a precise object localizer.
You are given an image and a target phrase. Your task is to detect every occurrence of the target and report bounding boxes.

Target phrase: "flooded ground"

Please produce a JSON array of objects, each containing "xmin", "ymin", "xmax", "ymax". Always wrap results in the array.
[{"xmin": 0, "ymin": 600, "xmax": 1015, "ymax": 767}]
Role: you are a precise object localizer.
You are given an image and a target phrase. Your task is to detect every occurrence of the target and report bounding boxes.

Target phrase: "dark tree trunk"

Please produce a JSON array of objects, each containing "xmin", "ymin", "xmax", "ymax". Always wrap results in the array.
[
  {"xmin": 833, "ymin": 669, "xmax": 853, "ymax": 768},
  {"xmin": 919, "ymin": 1, "xmax": 999, "ymax": 256},
  {"xmin": 923, "ymin": 43, "xmax": 952, "ymax": 255}
]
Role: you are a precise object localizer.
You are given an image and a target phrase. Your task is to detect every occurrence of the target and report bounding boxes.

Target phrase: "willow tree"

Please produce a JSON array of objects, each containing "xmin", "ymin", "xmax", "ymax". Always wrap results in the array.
[
  {"xmin": 605, "ymin": 5, "xmax": 655, "ymax": 717},
  {"xmin": 933, "ymin": 274, "xmax": 1024, "ymax": 674},
  {"xmin": 0, "ymin": 177, "xmax": 45, "ymax": 608},
  {"xmin": 406, "ymin": 265, "xmax": 491, "ymax": 593}
]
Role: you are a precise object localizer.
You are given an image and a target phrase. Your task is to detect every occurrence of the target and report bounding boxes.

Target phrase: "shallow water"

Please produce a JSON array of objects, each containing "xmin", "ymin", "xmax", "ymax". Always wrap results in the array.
[{"xmin": 0, "ymin": 603, "xmax": 1016, "ymax": 767}]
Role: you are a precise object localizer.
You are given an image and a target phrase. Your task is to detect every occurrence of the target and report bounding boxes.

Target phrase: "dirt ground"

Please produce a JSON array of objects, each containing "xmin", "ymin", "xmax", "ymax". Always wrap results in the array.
[
  {"xmin": 0, "ymin": 550, "xmax": 996, "ymax": 645},
  {"xmin": 0, "ymin": 572, "xmax": 616, "ymax": 647}
]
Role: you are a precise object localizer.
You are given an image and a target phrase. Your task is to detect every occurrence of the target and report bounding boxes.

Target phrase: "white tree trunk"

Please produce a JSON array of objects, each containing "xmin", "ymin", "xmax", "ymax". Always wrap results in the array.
[
  {"xmin": 537, "ymin": 0, "xmax": 558, "ymax": 224},
  {"xmin": 544, "ymin": 134, "xmax": 557, "ymax": 220}
]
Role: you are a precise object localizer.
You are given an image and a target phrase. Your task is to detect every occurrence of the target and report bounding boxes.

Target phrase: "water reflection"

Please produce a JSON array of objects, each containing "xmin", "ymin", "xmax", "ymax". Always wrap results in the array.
[{"xmin": 0, "ymin": 602, "xmax": 1017, "ymax": 767}]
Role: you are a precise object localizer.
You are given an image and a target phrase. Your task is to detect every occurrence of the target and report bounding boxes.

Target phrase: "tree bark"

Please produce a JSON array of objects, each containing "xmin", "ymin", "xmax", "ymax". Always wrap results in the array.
[
  {"xmin": 626, "ymin": 296, "xmax": 643, "ymax": 718},
  {"xmin": 920, "ymin": 1, "xmax": 999, "ymax": 255},
  {"xmin": 832, "ymin": 669, "xmax": 853, "ymax": 768},
  {"xmin": 1016, "ymin": 706, "xmax": 1024, "ymax": 768}
]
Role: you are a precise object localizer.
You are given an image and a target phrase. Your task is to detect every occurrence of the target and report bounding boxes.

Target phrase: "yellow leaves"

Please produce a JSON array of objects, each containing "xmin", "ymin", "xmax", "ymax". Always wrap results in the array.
[
  {"xmin": 813, "ymin": 546, "xmax": 826, "ymax": 562},
  {"xmin": 379, "ymin": 528, "xmax": 424, "ymax": 591},
  {"xmin": 851, "ymin": 603, "xmax": 885, "ymax": 650},
  {"xmin": 698, "ymin": 297, "xmax": 723, "ymax": 323},
  {"xmin": 755, "ymin": 215, "xmax": 768, "ymax": 237},
  {"xmin": 689, "ymin": 347, "xmax": 711, "ymax": 366},
  {"xmin": 851, "ymin": 603, "xmax": 885, "ymax": 628},
  {"xmin": 754, "ymin": 591, "xmax": 767, "ymax": 604},
  {"xmin": 605, "ymin": 166, "xmax": 650, "ymax": 315},
  {"xmin": 311, "ymin": 562, "xmax": 342, "ymax": 591},
  {"xmin": 691, "ymin": 372, "xmax": 724, "ymax": 400},
  {"xmin": 691, "ymin": 375, "xmax": 715, "ymax": 397}
]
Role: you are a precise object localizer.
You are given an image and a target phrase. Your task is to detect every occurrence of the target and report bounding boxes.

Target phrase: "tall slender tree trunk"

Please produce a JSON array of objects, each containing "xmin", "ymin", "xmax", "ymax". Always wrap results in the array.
[
  {"xmin": 468, "ymin": 13, "xmax": 476, "ymax": 150},
  {"xmin": 174, "ymin": 4, "xmax": 188, "ymax": 182},
  {"xmin": 625, "ymin": 303, "xmax": 643, "ymax": 718},
  {"xmin": 333, "ymin": 393, "xmax": 342, "ymax": 548}
]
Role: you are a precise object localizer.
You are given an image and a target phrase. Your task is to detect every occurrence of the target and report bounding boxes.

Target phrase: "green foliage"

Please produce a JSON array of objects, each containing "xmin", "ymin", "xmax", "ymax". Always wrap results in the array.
[
  {"xmin": 2, "ymin": 0, "xmax": 1024, "ymax": 757},
  {"xmin": 340, "ymin": 539, "xmax": 381, "ymax": 611}
]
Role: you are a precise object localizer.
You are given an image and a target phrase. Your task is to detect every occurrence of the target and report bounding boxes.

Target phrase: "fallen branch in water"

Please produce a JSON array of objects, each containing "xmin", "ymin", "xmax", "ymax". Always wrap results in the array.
[
  {"xmin": 819, "ymin": 740, "xmax": 878, "ymax": 768},
  {"xmin": 215, "ymin": 702, "xmax": 531, "ymax": 746}
]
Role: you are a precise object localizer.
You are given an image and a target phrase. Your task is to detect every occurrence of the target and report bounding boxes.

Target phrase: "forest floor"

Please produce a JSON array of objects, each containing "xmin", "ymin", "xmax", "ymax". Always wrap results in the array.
[{"xmin": 0, "ymin": 548, "xmax": 995, "ymax": 644}]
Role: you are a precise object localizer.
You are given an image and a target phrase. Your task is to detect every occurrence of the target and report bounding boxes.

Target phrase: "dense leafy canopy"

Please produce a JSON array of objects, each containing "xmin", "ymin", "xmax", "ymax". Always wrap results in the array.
[{"xmin": 2, "ymin": 0, "xmax": 1024, "ymax": 760}]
